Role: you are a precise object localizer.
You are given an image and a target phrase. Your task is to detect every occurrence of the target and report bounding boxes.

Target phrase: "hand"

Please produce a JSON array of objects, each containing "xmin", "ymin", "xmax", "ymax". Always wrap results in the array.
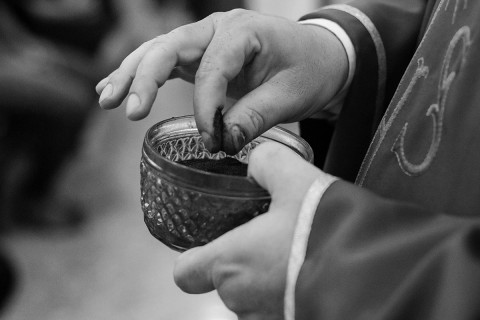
[
  {"xmin": 173, "ymin": 142, "xmax": 329, "ymax": 320},
  {"xmin": 96, "ymin": 9, "xmax": 348, "ymax": 154}
]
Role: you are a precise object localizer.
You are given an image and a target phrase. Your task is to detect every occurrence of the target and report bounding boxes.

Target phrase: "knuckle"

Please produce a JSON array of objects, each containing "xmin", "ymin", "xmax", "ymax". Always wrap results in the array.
[
  {"xmin": 208, "ymin": 9, "xmax": 249, "ymax": 24},
  {"xmin": 152, "ymin": 32, "xmax": 179, "ymax": 52},
  {"xmin": 245, "ymin": 108, "xmax": 266, "ymax": 137},
  {"xmin": 227, "ymin": 9, "xmax": 259, "ymax": 27},
  {"xmin": 164, "ymin": 26, "xmax": 187, "ymax": 45},
  {"xmin": 138, "ymin": 40, "xmax": 152, "ymax": 50},
  {"xmin": 211, "ymin": 9, "xmax": 254, "ymax": 30},
  {"xmin": 108, "ymin": 70, "xmax": 131, "ymax": 86},
  {"xmin": 146, "ymin": 41, "xmax": 177, "ymax": 67},
  {"xmin": 207, "ymin": 11, "xmax": 223, "ymax": 23},
  {"xmin": 194, "ymin": 67, "xmax": 208, "ymax": 83},
  {"xmin": 152, "ymin": 33, "xmax": 167, "ymax": 43},
  {"xmin": 226, "ymin": 8, "xmax": 252, "ymax": 19},
  {"xmin": 195, "ymin": 56, "xmax": 219, "ymax": 82},
  {"xmin": 118, "ymin": 54, "xmax": 135, "ymax": 70},
  {"xmin": 226, "ymin": 8, "xmax": 248, "ymax": 17},
  {"xmin": 150, "ymin": 37, "xmax": 171, "ymax": 52}
]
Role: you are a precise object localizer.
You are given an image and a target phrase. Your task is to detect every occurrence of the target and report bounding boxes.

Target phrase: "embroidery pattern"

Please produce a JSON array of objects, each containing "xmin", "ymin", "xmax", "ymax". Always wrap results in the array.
[
  {"xmin": 392, "ymin": 27, "xmax": 471, "ymax": 176},
  {"xmin": 356, "ymin": 0, "xmax": 471, "ymax": 185}
]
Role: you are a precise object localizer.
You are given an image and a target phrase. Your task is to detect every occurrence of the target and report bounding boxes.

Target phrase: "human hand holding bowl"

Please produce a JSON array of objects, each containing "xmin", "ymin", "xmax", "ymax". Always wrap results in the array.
[{"xmin": 141, "ymin": 116, "xmax": 312, "ymax": 251}]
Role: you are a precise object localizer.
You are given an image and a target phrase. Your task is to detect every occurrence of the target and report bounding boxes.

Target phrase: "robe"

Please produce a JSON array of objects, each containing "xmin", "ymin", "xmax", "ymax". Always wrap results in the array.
[{"xmin": 295, "ymin": 1, "xmax": 480, "ymax": 319}]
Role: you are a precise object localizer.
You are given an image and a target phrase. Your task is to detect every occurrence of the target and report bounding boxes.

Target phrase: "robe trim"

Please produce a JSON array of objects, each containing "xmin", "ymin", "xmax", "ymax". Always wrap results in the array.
[
  {"xmin": 299, "ymin": 18, "xmax": 356, "ymax": 120},
  {"xmin": 299, "ymin": 18, "xmax": 356, "ymax": 96},
  {"xmin": 324, "ymin": 4, "xmax": 387, "ymax": 128},
  {"xmin": 284, "ymin": 175, "xmax": 338, "ymax": 320}
]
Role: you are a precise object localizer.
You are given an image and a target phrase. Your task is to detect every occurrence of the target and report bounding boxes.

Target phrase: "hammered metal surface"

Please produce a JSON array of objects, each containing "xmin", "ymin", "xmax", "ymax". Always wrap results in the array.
[{"xmin": 140, "ymin": 159, "xmax": 270, "ymax": 251}]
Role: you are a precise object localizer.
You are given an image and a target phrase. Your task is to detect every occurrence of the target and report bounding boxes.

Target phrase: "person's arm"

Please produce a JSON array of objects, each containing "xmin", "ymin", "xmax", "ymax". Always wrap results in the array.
[
  {"xmin": 299, "ymin": 0, "xmax": 434, "ymax": 181},
  {"xmin": 289, "ymin": 179, "xmax": 480, "ymax": 320},
  {"xmin": 302, "ymin": 0, "xmax": 431, "ymax": 119}
]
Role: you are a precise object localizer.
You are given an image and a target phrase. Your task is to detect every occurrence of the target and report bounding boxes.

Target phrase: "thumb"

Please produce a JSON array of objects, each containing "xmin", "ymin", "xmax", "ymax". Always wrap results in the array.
[
  {"xmin": 173, "ymin": 245, "xmax": 218, "ymax": 294},
  {"xmin": 247, "ymin": 142, "xmax": 325, "ymax": 206},
  {"xmin": 221, "ymin": 82, "xmax": 305, "ymax": 155}
]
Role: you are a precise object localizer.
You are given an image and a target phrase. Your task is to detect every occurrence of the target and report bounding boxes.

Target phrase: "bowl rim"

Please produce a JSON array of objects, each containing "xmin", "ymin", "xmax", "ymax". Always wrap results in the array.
[{"xmin": 142, "ymin": 115, "xmax": 313, "ymax": 197}]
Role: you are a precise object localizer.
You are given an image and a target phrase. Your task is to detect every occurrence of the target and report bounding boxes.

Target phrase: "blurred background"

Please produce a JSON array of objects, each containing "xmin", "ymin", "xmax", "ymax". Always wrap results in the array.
[{"xmin": 0, "ymin": 0, "xmax": 342, "ymax": 319}]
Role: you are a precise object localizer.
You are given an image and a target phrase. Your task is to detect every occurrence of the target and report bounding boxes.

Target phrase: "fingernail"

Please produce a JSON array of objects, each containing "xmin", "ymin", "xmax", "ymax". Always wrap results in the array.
[
  {"xmin": 96, "ymin": 77, "xmax": 109, "ymax": 89},
  {"xmin": 126, "ymin": 93, "xmax": 141, "ymax": 113},
  {"xmin": 99, "ymin": 83, "xmax": 113, "ymax": 104},
  {"xmin": 200, "ymin": 132, "xmax": 214, "ymax": 151},
  {"xmin": 231, "ymin": 125, "xmax": 246, "ymax": 152}
]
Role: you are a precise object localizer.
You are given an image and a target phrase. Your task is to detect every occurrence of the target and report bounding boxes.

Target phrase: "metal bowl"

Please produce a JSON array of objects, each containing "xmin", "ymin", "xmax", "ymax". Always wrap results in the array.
[{"xmin": 140, "ymin": 115, "xmax": 313, "ymax": 251}]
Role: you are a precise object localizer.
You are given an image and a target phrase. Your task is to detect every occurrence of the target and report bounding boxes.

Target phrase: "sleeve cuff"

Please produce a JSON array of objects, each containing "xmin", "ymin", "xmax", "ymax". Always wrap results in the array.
[
  {"xmin": 298, "ymin": 18, "xmax": 356, "ymax": 119},
  {"xmin": 284, "ymin": 174, "xmax": 339, "ymax": 320},
  {"xmin": 299, "ymin": 18, "xmax": 356, "ymax": 95},
  {"xmin": 321, "ymin": 4, "xmax": 387, "ymax": 116}
]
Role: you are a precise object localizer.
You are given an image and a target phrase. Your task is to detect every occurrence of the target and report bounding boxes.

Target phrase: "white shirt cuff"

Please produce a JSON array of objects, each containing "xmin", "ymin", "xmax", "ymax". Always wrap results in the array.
[
  {"xmin": 299, "ymin": 18, "xmax": 356, "ymax": 119},
  {"xmin": 284, "ymin": 175, "xmax": 339, "ymax": 320}
]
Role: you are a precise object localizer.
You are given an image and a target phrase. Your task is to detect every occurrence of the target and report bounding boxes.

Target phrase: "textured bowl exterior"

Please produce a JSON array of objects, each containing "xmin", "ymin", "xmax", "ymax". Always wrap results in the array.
[
  {"xmin": 141, "ymin": 158, "xmax": 270, "ymax": 251},
  {"xmin": 141, "ymin": 116, "xmax": 313, "ymax": 252}
]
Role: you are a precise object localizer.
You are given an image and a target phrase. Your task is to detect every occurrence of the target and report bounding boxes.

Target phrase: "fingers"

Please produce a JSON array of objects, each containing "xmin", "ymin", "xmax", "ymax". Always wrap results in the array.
[
  {"xmin": 97, "ymin": 9, "xmax": 319, "ymax": 158},
  {"xmin": 173, "ymin": 210, "xmax": 280, "ymax": 296},
  {"xmin": 95, "ymin": 77, "xmax": 109, "ymax": 95},
  {"xmin": 221, "ymin": 81, "xmax": 302, "ymax": 154},
  {"xmin": 174, "ymin": 245, "xmax": 218, "ymax": 294},
  {"xmin": 96, "ymin": 9, "xmax": 287, "ymax": 154},
  {"xmin": 174, "ymin": 213, "xmax": 256, "ymax": 295},
  {"xmin": 96, "ymin": 17, "xmax": 216, "ymax": 118},
  {"xmin": 193, "ymin": 19, "xmax": 261, "ymax": 153},
  {"xmin": 247, "ymin": 142, "xmax": 322, "ymax": 205},
  {"xmin": 97, "ymin": 40, "xmax": 154, "ymax": 110},
  {"xmin": 174, "ymin": 141, "xmax": 322, "ymax": 308},
  {"xmin": 127, "ymin": 22, "xmax": 214, "ymax": 120}
]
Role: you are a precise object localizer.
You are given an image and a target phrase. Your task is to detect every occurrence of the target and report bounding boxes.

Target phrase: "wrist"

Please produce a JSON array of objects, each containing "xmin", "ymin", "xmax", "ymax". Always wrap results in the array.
[{"xmin": 301, "ymin": 24, "xmax": 349, "ymax": 114}]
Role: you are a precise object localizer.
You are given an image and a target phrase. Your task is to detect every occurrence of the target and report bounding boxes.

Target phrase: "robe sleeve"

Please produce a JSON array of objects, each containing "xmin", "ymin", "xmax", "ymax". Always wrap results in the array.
[
  {"xmin": 290, "ymin": 2, "xmax": 480, "ymax": 319},
  {"xmin": 293, "ymin": 180, "xmax": 480, "ymax": 320},
  {"xmin": 298, "ymin": 0, "xmax": 433, "ymax": 181}
]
